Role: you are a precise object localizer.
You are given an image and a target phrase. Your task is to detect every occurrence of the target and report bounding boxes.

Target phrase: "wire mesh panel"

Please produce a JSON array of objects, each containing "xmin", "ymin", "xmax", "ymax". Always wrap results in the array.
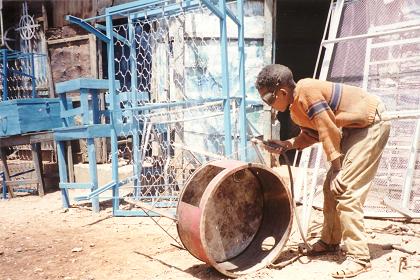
[
  {"xmin": 0, "ymin": 50, "xmax": 46, "ymax": 101},
  {"xmin": 297, "ymin": 0, "xmax": 420, "ymax": 217},
  {"xmin": 100, "ymin": 0, "xmax": 246, "ymax": 219}
]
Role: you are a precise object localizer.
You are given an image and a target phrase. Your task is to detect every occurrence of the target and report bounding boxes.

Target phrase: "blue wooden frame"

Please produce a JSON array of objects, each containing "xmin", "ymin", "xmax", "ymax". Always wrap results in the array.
[{"xmin": 65, "ymin": 0, "xmax": 247, "ymax": 216}]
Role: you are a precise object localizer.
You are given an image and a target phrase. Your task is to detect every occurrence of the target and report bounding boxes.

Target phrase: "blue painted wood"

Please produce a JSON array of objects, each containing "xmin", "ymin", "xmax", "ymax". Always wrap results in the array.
[
  {"xmin": 73, "ymin": 180, "xmax": 116, "ymax": 202},
  {"xmin": 65, "ymin": 16, "xmax": 111, "ymax": 44},
  {"xmin": 55, "ymin": 78, "xmax": 119, "ymax": 94},
  {"xmin": 53, "ymin": 124, "xmax": 112, "ymax": 141},
  {"xmin": 59, "ymin": 183, "xmax": 93, "ymax": 189},
  {"xmin": 0, "ymin": 98, "xmax": 69, "ymax": 137},
  {"xmin": 57, "ymin": 141, "xmax": 70, "ymax": 208},
  {"xmin": 87, "ymin": 138, "xmax": 99, "ymax": 212}
]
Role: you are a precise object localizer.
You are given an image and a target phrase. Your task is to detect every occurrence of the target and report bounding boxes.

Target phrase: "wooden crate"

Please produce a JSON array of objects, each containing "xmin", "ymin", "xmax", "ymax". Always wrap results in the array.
[{"xmin": 0, "ymin": 98, "xmax": 65, "ymax": 137}]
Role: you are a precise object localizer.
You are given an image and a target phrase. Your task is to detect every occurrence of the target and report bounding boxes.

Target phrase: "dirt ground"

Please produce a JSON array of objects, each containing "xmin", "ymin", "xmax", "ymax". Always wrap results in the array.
[{"xmin": 0, "ymin": 191, "xmax": 419, "ymax": 280}]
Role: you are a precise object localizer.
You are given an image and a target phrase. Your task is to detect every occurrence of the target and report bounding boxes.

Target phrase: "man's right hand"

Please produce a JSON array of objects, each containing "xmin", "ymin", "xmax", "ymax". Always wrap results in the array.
[{"xmin": 260, "ymin": 139, "xmax": 292, "ymax": 154}]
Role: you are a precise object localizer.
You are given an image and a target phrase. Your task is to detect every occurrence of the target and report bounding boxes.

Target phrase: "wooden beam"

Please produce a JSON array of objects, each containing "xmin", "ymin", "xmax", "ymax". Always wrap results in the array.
[
  {"xmin": 0, "ymin": 147, "xmax": 14, "ymax": 197},
  {"xmin": 31, "ymin": 143, "xmax": 45, "ymax": 196},
  {"xmin": 47, "ymin": 35, "xmax": 90, "ymax": 45},
  {"xmin": 42, "ymin": 3, "xmax": 56, "ymax": 98}
]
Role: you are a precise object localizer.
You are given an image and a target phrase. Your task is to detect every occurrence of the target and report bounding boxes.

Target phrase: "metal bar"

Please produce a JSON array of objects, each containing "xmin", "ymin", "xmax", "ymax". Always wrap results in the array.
[
  {"xmin": 123, "ymin": 198, "xmax": 178, "ymax": 220},
  {"xmin": 106, "ymin": 0, "xmax": 160, "ymax": 14},
  {"xmin": 318, "ymin": 0, "xmax": 344, "ymax": 80},
  {"xmin": 2, "ymin": 48, "xmax": 7, "ymax": 101},
  {"xmin": 95, "ymin": 24, "xmax": 131, "ymax": 47},
  {"xmin": 9, "ymin": 69, "xmax": 35, "ymax": 78},
  {"xmin": 66, "ymin": 15, "xmax": 110, "ymax": 43},
  {"xmin": 129, "ymin": 18, "xmax": 142, "ymax": 198},
  {"xmin": 402, "ymin": 120, "xmax": 420, "ymax": 208},
  {"xmin": 106, "ymin": 14, "xmax": 120, "ymax": 214},
  {"xmin": 313, "ymin": 0, "xmax": 333, "ymax": 78},
  {"xmin": 381, "ymin": 110, "xmax": 420, "ymax": 121},
  {"xmin": 202, "ymin": 0, "xmax": 224, "ymax": 19},
  {"xmin": 30, "ymin": 53, "xmax": 36, "ymax": 98},
  {"xmin": 74, "ymin": 181, "xmax": 116, "ymax": 201},
  {"xmin": 237, "ymin": 0, "xmax": 246, "ymax": 161},
  {"xmin": 225, "ymin": 7, "xmax": 240, "ymax": 26},
  {"xmin": 124, "ymin": 97, "xmax": 225, "ymax": 111},
  {"xmin": 370, "ymin": 36, "xmax": 420, "ymax": 49},
  {"xmin": 218, "ymin": 0, "xmax": 232, "ymax": 157},
  {"xmin": 129, "ymin": 0, "xmax": 201, "ymax": 20},
  {"xmin": 322, "ymin": 25, "xmax": 420, "ymax": 45}
]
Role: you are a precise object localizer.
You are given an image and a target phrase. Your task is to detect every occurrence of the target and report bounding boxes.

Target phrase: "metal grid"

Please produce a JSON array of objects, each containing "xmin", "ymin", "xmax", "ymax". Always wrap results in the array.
[
  {"xmin": 296, "ymin": 0, "xmax": 420, "ymax": 220},
  {"xmin": 62, "ymin": 0, "xmax": 247, "ymax": 218},
  {"xmin": 109, "ymin": 1, "xmax": 246, "ymax": 216}
]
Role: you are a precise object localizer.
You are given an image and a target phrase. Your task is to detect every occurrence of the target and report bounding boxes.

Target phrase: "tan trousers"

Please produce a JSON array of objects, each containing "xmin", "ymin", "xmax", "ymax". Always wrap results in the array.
[{"xmin": 321, "ymin": 102, "xmax": 391, "ymax": 262}]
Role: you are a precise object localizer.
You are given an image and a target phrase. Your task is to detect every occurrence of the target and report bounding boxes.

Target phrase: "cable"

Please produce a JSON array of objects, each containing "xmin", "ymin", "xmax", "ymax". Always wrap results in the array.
[{"xmin": 280, "ymin": 152, "xmax": 312, "ymax": 250}]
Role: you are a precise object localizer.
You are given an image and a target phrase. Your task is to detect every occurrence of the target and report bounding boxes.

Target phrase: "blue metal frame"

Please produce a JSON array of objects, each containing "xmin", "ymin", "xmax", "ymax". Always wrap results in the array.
[
  {"xmin": 65, "ymin": 0, "xmax": 247, "ymax": 216},
  {"xmin": 0, "ymin": 49, "xmax": 43, "ymax": 101}
]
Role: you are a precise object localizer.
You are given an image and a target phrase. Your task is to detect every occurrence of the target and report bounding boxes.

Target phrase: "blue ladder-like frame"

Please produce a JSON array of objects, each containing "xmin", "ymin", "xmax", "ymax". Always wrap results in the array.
[{"xmin": 54, "ymin": 78, "xmax": 119, "ymax": 212}]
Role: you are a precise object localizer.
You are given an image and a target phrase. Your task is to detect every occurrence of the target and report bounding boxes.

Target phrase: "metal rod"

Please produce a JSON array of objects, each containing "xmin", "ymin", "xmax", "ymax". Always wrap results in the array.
[{"xmin": 322, "ymin": 25, "xmax": 420, "ymax": 45}]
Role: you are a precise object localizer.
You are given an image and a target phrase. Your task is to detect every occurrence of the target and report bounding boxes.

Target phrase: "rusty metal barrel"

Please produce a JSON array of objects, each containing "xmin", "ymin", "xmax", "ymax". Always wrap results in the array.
[{"xmin": 176, "ymin": 160, "xmax": 293, "ymax": 278}]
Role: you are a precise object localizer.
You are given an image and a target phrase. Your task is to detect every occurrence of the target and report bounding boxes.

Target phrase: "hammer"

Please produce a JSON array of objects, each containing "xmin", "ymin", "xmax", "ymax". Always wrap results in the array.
[{"xmin": 382, "ymin": 243, "xmax": 416, "ymax": 255}]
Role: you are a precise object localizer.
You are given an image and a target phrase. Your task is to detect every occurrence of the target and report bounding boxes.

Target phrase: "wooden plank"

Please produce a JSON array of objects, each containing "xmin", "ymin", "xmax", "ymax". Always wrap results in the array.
[
  {"xmin": 55, "ymin": 78, "xmax": 113, "ymax": 94},
  {"xmin": 31, "ymin": 143, "xmax": 45, "ymax": 196},
  {"xmin": 59, "ymin": 182, "xmax": 93, "ymax": 189},
  {"xmin": 5, "ymin": 179, "xmax": 39, "ymax": 187},
  {"xmin": 53, "ymin": 124, "xmax": 112, "ymax": 141},
  {"xmin": 41, "ymin": 3, "xmax": 56, "ymax": 98},
  {"xmin": 47, "ymin": 35, "xmax": 90, "ymax": 45}
]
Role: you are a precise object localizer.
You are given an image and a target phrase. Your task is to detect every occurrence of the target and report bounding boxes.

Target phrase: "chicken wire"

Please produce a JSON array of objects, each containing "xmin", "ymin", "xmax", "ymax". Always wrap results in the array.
[
  {"xmin": 295, "ymin": 0, "xmax": 420, "ymax": 220},
  {"xmin": 99, "ymin": 0, "xmax": 247, "ymax": 220}
]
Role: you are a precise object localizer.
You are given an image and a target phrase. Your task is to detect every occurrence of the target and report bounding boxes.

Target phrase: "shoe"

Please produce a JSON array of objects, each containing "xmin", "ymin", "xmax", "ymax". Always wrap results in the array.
[
  {"xmin": 331, "ymin": 257, "xmax": 372, "ymax": 278},
  {"xmin": 302, "ymin": 239, "xmax": 340, "ymax": 256}
]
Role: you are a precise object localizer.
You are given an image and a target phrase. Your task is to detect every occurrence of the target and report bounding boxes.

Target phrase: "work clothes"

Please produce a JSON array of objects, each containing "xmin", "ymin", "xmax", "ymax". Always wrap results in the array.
[
  {"xmin": 289, "ymin": 78, "xmax": 380, "ymax": 161},
  {"xmin": 288, "ymin": 79, "xmax": 390, "ymax": 262},
  {"xmin": 321, "ymin": 102, "xmax": 390, "ymax": 261}
]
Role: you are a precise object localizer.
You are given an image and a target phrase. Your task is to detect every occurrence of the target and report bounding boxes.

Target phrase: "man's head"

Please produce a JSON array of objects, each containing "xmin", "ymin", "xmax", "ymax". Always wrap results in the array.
[{"xmin": 255, "ymin": 64, "xmax": 296, "ymax": 112}]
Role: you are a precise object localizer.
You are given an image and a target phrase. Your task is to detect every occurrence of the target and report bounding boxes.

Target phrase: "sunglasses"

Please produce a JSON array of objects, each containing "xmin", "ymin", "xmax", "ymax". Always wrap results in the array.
[{"xmin": 261, "ymin": 90, "xmax": 277, "ymax": 105}]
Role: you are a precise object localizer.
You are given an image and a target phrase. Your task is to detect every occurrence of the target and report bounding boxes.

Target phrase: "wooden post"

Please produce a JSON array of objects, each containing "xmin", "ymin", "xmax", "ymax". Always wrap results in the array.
[
  {"xmin": 30, "ymin": 143, "xmax": 45, "ymax": 196},
  {"xmin": 41, "ymin": 3, "xmax": 56, "ymax": 98},
  {"xmin": 0, "ymin": 147, "xmax": 14, "ymax": 197}
]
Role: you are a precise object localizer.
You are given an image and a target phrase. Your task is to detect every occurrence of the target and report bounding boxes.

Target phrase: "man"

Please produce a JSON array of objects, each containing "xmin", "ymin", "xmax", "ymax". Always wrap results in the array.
[{"xmin": 255, "ymin": 64, "xmax": 390, "ymax": 278}]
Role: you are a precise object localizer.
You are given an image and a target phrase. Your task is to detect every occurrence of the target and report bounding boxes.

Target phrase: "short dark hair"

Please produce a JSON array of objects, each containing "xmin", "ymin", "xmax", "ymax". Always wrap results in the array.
[{"xmin": 255, "ymin": 64, "xmax": 295, "ymax": 90}]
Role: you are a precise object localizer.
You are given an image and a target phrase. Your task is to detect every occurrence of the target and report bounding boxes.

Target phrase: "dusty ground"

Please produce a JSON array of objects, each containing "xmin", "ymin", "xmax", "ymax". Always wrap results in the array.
[{"xmin": 0, "ymin": 191, "xmax": 419, "ymax": 280}]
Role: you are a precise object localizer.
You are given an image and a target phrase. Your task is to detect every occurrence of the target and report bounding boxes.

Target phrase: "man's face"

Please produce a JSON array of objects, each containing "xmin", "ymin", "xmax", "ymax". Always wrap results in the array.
[{"xmin": 258, "ymin": 86, "xmax": 289, "ymax": 112}]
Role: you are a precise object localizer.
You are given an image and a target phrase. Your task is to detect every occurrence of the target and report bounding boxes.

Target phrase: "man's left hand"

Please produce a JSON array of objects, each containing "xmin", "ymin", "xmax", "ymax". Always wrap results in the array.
[{"xmin": 330, "ymin": 170, "xmax": 346, "ymax": 196}]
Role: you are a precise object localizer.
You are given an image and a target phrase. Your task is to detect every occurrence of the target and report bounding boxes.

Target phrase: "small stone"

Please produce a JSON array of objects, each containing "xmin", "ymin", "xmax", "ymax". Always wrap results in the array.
[
  {"xmin": 60, "ymin": 208, "xmax": 69, "ymax": 213},
  {"xmin": 71, "ymin": 247, "xmax": 83, "ymax": 253},
  {"xmin": 0, "ymin": 250, "xmax": 4, "ymax": 255},
  {"xmin": 89, "ymin": 243, "xmax": 95, "ymax": 248},
  {"xmin": 386, "ymin": 256, "xmax": 392, "ymax": 261},
  {"xmin": 15, "ymin": 247, "xmax": 23, "ymax": 252},
  {"xmin": 34, "ymin": 267, "xmax": 43, "ymax": 273}
]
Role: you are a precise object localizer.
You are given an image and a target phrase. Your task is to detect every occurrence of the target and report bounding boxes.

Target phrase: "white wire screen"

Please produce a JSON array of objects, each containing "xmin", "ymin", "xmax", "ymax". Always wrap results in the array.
[{"xmin": 296, "ymin": 0, "xmax": 420, "ymax": 217}]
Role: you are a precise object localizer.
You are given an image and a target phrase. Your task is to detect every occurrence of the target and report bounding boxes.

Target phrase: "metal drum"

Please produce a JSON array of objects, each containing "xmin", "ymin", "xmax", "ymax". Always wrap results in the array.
[{"xmin": 176, "ymin": 160, "xmax": 293, "ymax": 277}]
